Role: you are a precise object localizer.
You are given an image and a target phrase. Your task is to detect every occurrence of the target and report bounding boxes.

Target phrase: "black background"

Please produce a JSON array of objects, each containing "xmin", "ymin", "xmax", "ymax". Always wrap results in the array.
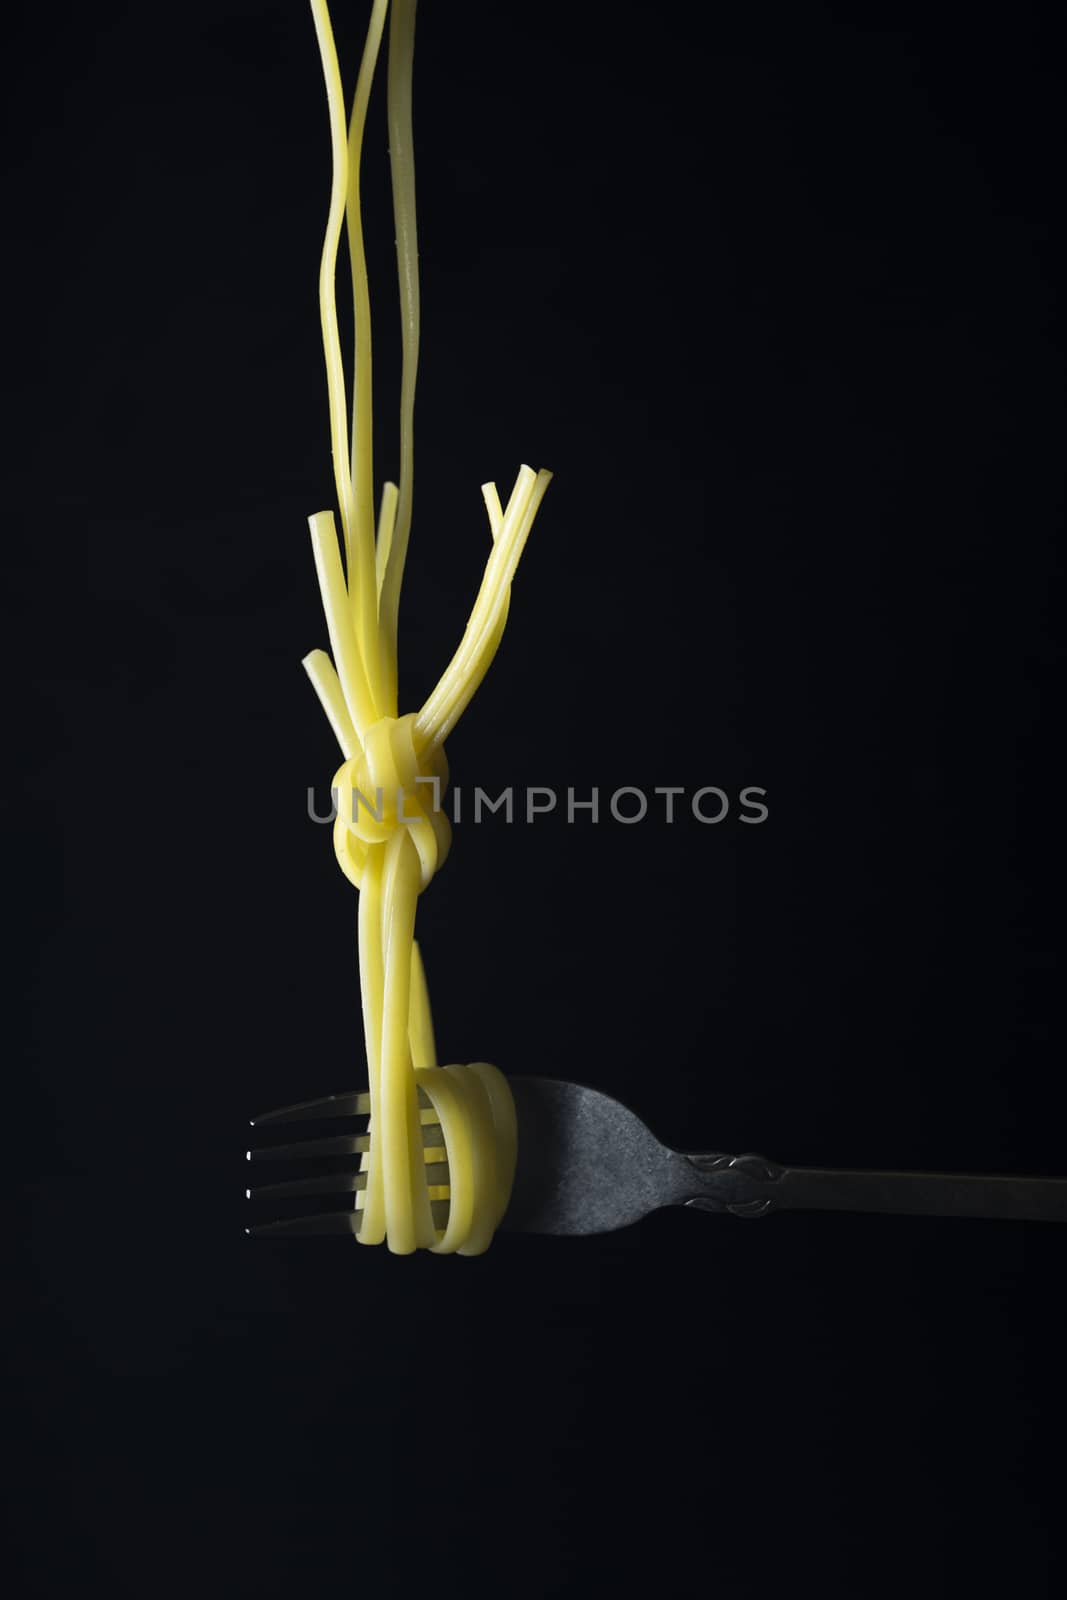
[{"xmin": 7, "ymin": 2, "xmax": 1063, "ymax": 1596}]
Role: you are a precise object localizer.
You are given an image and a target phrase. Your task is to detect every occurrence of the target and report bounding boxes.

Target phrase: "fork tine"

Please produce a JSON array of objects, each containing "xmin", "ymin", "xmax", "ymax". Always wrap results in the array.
[
  {"xmin": 251, "ymin": 1086, "xmax": 436, "ymax": 1126},
  {"xmin": 247, "ymin": 1162, "xmax": 450, "ymax": 1201},
  {"xmin": 246, "ymin": 1134, "xmax": 366, "ymax": 1162},
  {"xmin": 250, "ymin": 1091, "xmax": 369, "ymax": 1125},
  {"xmin": 247, "ymin": 1197, "xmax": 451, "ymax": 1238},
  {"xmin": 246, "ymin": 1211, "xmax": 360, "ymax": 1237},
  {"xmin": 247, "ymin": 1125, "xmax": 447, "ymax": 1163},
  {"xmin": 248, "ymin": 1172, "xmax": 362, "ymax": 1201}
]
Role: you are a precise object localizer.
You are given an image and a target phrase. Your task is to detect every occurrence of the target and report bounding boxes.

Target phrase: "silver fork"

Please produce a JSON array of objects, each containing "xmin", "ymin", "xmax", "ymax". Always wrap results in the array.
[{"xmin": 246, "ymin": 1075, "xmax": 1067, "ymax": 1235}]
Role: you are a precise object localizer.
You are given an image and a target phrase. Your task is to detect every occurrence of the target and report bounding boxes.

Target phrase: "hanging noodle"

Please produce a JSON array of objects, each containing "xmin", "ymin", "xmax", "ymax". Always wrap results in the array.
[{"xmin": 303, "ymin": 0, "xmax": 549, "ymax": 1253}]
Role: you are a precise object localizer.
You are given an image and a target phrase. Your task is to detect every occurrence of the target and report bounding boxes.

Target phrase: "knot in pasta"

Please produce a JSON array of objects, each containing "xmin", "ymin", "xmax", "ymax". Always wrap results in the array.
[{"xmin": 332, "ymin": 712, "xmax": 450, "ymax": 892}]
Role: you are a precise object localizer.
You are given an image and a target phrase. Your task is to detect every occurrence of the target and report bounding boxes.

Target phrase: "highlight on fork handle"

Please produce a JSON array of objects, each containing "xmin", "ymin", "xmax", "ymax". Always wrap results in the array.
[{"xmin": 683, "ymin": 1152, "xmax": 1067, "ymax": 1224}]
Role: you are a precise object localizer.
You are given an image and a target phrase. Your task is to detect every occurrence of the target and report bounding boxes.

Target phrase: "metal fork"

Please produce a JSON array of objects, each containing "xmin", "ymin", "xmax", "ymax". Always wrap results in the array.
[{"xmin": 246, "ymin": 1075, "xmax": 1067, "ymax": 1236}]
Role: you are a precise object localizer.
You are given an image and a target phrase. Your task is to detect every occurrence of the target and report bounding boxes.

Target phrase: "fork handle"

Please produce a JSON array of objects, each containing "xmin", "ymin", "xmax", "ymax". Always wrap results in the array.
[{"xmin": 682, "ymin": 1153, "xmax": 1067, "ymax": 1224}]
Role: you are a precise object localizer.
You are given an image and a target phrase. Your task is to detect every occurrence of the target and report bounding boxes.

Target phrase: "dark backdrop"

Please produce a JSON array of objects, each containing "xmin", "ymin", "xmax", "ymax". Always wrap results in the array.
[{"xmin": 7, "ymin": 2, "xmax": 1063, "ymax": 1596}]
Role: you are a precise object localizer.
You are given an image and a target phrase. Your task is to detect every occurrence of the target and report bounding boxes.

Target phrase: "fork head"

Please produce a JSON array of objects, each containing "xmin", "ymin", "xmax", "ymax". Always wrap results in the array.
[
  {"xmin": 246, "ymin": 1074, "xmax": 696, "ymax": 1241},
  {"xmin": 245, "ymin": 1086, "xmax": 452, "ymax": 1239}
]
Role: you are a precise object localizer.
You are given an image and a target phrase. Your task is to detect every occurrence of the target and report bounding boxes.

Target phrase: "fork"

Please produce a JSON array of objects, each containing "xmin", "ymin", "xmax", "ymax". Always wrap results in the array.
[{"xmin": 245, "ymin": 1074, "xmax": 1067, "ymax": 1236}]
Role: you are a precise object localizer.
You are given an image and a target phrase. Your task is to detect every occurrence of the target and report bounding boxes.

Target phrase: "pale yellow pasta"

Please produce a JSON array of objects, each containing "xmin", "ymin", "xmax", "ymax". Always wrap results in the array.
[{"xmin": 303, "ymin": 0, "xmax": 548, "ymax": 1253}]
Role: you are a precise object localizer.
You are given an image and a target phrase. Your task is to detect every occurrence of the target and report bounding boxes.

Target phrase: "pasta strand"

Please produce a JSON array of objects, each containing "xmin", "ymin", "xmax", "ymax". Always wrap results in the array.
[{"xmin": 377, "ymin": 0, "xmax": 419, "ymax": 715}]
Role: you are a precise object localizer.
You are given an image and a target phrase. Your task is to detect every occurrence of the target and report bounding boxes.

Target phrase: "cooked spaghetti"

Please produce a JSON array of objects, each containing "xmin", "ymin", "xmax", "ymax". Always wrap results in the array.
[{"xmin": 303, "ymin": 0, "xmax": 549, "ymax": 1253}]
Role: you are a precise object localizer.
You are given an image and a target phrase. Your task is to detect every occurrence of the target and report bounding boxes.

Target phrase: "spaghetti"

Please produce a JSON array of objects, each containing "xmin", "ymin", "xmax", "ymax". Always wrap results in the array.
[{"xmin": 303, "ymin": 0, "xmax": 549, "ymax": 1253}]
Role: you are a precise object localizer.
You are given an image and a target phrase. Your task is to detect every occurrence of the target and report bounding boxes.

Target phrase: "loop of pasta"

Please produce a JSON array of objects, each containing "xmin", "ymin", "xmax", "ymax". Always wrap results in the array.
[
  {"xmin": 332, "ymin": 713, "xmax": 451, "ymax": 892},
  {"xmin": 303, "ymin": 0, "xmax": 549, "ymax": 1253}
]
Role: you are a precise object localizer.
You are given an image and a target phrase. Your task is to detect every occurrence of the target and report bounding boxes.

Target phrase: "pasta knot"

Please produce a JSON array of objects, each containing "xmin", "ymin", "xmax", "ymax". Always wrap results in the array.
[{"xmin": 332, "ymin": 712, "xmax": 451, "ymax": 892}]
